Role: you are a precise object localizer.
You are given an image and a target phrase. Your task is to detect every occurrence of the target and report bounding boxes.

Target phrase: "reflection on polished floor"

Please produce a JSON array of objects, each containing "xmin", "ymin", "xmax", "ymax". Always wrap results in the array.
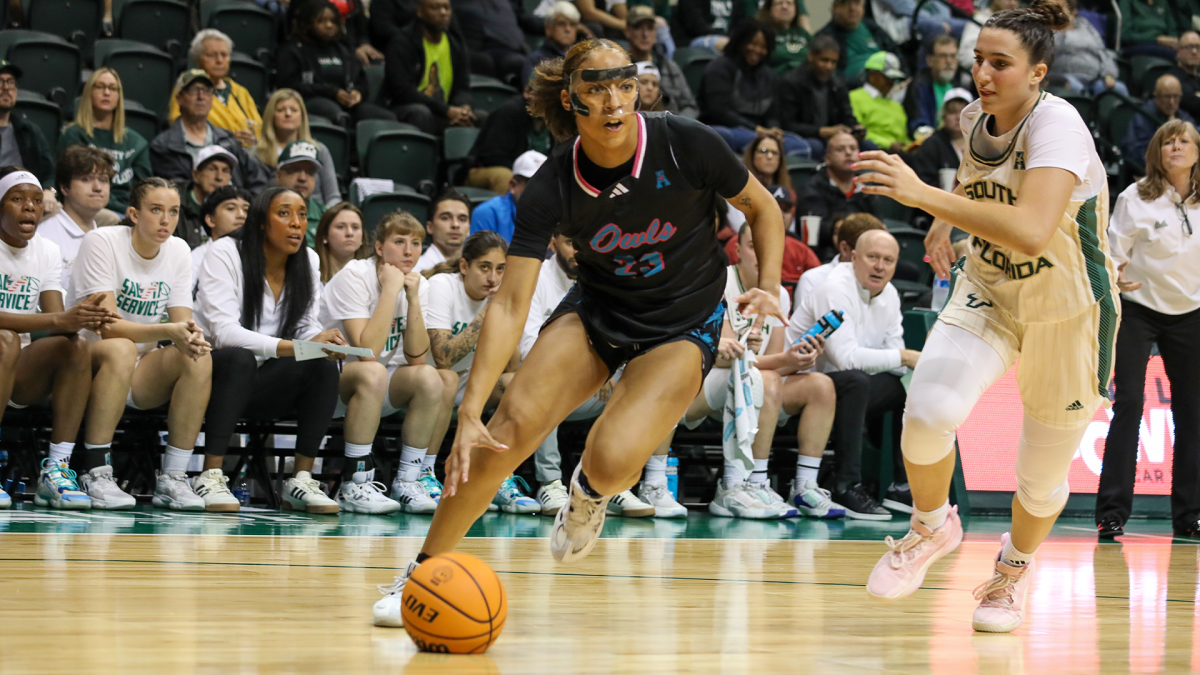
[{"xmin": 0, "ymin": 505, "xmax": 1196, "ymax": 674}]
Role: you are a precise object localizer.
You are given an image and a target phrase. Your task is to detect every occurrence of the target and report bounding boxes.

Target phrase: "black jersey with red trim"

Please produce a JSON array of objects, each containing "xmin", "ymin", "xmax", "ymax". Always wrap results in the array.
[{"xmin": 509, "ymin": 112, "xmax": 749, "ymax": 345}]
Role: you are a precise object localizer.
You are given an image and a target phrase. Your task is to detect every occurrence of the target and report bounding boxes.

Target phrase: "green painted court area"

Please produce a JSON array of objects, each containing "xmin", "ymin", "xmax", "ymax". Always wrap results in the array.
[{"xmin": 0, "ymin": 503, "xmax": 1185, "ymax": 542}]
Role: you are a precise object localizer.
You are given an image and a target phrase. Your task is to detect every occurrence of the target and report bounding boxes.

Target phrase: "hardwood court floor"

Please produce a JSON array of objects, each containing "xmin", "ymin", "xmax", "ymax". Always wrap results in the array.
[{"xmin": 0, "ymin": 506, "xmax": 1197, "ymax": 675}]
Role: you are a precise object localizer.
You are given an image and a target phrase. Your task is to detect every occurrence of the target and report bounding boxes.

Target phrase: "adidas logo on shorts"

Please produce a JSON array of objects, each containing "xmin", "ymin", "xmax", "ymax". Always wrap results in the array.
[{"xmin": 1065, "ymin": 400, "xmax": 1084, "ymax": 411}]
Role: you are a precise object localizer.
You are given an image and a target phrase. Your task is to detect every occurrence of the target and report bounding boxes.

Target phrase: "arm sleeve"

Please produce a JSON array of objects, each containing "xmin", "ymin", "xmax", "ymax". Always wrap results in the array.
[
  {"xmin": 196, "ymin": 243, "xmax": 282, "ymax": 358},
  {"xmin": 669, "ymin": 116, "xmax": 751, "ymax": 199},
  {"xmin": 1106, "ymin": 190, "xmax": 1137, "ymax": 267},
  {"xmin": 471, "ymin": 200, "xmax": 498, "ymax": 236},
  {"xmin": 817, "ymin": 282, "xmax": 903, "ymax": 373},
  {"xmin": 70, "ymin": 232, "xmax": 117, "ymax": 299},
  {"xmin": 508, "ymin": 164, "xmax": 564, "ymax": 259},
  {"xmin": 417, "ymin": 276, "xmax": 431, "ymax": 323},
  {"xmin": 424, "ymin": 277, "xmax": 456, "ymax": 331}
]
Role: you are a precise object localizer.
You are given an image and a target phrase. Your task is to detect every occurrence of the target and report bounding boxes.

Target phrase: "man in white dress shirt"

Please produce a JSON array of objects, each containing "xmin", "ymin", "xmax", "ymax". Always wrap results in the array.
[{"xmin": 794, "ymin": 212, "xmax": 886, "ymax": 313}]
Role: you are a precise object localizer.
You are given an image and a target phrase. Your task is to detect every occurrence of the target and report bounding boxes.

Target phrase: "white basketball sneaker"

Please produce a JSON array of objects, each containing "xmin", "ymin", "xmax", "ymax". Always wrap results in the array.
[
  {"xmin": 708, "ymin": 480, "xmax": 776, "ymax": 519},
  {"xmin": 373, "ymin": 559, "xmax": 420, "ymax": 627},
  {"xmin": 391, "ymin": 473, "xmax": 438, "ymax": 514},
  {"xmin": 606, "ymin": 489, "xmax": 655, "ymax": 517},
  {"xmin": 550, "ymin": 464, "xmax": 611, "ymax": 563},
  {"xmin": 34, "ymin": 458, "xmax": 90, "ymax": 509},
  {"xmin": 152, "ymin": 470, "xmax": 205, "ymax": 511},
  {"xmin": 283, "ymin": 471, "xmax": 339, "ymax": 514},
  {"xmin": 190, "ymin": 468, "xmax": 241, "ymax": 512},
  {"xmin": 638, "ymin": 481, "xmax": 688, "ymax": 518},
  {"xmin": 536, "ymin": 479, "xmax": 569, "ymax": 516},
  {"xmin": 748, "ymin": 480, "xmax": 800, "ymax": 518},
  {"xmin": 78, "ymin": 465, "xmax": 136, "ymax": 510},
  {"xmin": 338, "ymin": 478, "xmax": 402, "ymax": 515},
  {"xmin": 788, "ymin": 478, "xmax": 846, "ymax": 519}
]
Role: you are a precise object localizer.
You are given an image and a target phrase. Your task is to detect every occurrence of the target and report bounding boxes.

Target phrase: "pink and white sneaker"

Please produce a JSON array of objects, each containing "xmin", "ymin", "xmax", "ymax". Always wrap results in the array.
[
  {"xmin": 866, "ymin": 505, "xmax": 963, "ymax": 600},
  {"xmin": 972, "ymin": 533, "xmax": 1034, "ymax": 633}
]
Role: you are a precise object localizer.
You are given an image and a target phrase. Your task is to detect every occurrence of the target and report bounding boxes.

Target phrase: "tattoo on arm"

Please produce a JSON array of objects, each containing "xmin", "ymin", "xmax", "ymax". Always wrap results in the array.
[
  {"xmin": 429, "ymin": 311, "xmax": 486, "ymax": 369},
  {"xmin": 739, "ymin": 196, "xmax": 752, "ymax": 208}
]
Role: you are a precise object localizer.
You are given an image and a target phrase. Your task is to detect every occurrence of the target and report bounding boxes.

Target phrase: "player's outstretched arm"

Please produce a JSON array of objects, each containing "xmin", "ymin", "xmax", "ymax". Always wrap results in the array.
[
  {"xmin": 855, "ymin": 150, "xmax": 1075, "ymax": 257},
  {"xmin": 727, "ymin": 176, "xmax": 788, "ymax": 329}
]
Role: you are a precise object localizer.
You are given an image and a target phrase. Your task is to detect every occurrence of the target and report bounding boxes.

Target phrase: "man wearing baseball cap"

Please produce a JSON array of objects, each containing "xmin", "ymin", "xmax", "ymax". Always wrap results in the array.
[
  {"xmin": 469, "ymin": 149, "xmax": 546, "ymax": 243},
  {"xmin": 910, "ymin": 87, "xmax": 972, "ymax": 190},
  {"xmin": 177, "ymin": 145, "xmax": 238, "ymax": 247},
  {"xmin": 625, "ymin": 5, "xmax": 698, "ymax": 118},
  {"xmin": 902, "ymin": 34, "xmax": 974, "ymax": 139},
  {"xmin": 848, "ymin": 51, "xmax": 912, "ymax": 153},
  {"xmin": 725, "ymin": 184, "xmax": 820, "ymax": 288},
  {"xmin": 150, "ymin": 69, "xmax": 270, "ymax": 194},
  {"xmin": 274, "ymin": 141, "xmax": 326, "ymax": 246},
  {"xmin": 0, "ymin": 59, "xmax": 55, "ymax": 192}
]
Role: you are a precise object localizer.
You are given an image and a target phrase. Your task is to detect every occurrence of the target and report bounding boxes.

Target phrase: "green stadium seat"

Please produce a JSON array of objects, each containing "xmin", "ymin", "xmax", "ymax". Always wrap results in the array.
[
  {"xmin": 26, "ymin": 0, "xmax": 101, "ymax": 63},
  {"xmin": 1, "ymin": 32, "xmax": 81, "ymax": 109},
  {"xmin": 443, "ymin": 126, "xmax": 479, "ymax": 185},
  {"xmin": 786, "ymin": 157, "xmax": 819, "ymax": 189},
  {"xmin": 229, "ymin": 51, "xmax": 267, "ymax": 111},
  {"xmin": 94, "ymin": 39, "xmax": 175, "ymax": 121},
  {"xmin": 362, "ymin": 129, "xmax": 439, "ymax": 189},
  {"xmin": 355, "ymin": 119, "xmax": 419, "ymax": 166},
  {"xmin": 876, "ymin": 196, "xmax": 913, "ymax": 224},
  {"xmin": 1129, "ymin": 54, "xmax": 1174, "ymax": 98},
  {"xmin": 673, "ymin": 48, "xmax": 714, "ymax": 100},
  {"xmin": 13, "ymin": 93, "xmax": 61, "ymax": 150},
  {"xmin": 115, "ymin": 0, "xmax": 190, "ymax": 64},
  {"xmin": 122, "ymin": 99, "xmax": 161, "ymax": 142},
  {"xmin": 202, "ymin": 0, "xmax": 275, "ymax": 64},
  {"xmin": 471, "ymin": 81, "xmax": 519, "ymax": 114},
  {"xmin": 310, "ymin": 116, "xmax": 350, "ymax": 182},
  {"xmin": 890, "ymin": 226, "xmax": 932, "ymax": 286},
  {"xmin": 361, "ymin": 191, "xmax": 430, "ymax": 234},
  {"xmin": 456, "ymin": 185, "xmax": 498, "ymax": 207}
]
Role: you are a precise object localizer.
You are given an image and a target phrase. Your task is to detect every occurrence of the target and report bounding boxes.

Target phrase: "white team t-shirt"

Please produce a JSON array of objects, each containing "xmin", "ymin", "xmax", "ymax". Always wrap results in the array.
[
  {"xmin": 0, "ymin": 235, "xmax": 62, "ymax": 346},
  {"xmin": 520, "ymin": 256, "xmax": 575, "ymax": 360},
  {"xmin": 69, "ymin": 226, "xmax": 193, "ymax": 354},
  {"xmin": 35, "ymin": 211, "xmax": 93, "ymax": 292},
  {"xmin": 425, "ymin": 272, "xmax": 487, "ymax": 379},
  {"xmin": 722, "ymin": 265, "xmax": 789, "ymax": 357},
  {"xmin": 413, "ymin": 245, "xmax": 449, "ymax": 275},
  {"xmin": 191, "ymin": 240, "xmax": 213, "ymax": 293},
  {"xmin": 320, "ymin": 258, "xmax": 431, "ymax": 369}
]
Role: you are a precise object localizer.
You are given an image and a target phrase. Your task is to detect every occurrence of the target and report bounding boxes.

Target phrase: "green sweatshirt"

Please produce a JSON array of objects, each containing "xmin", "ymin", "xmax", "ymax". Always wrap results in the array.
[
  {"xmin": 57, "ymin": 124, "xmax": 153, "ymax": 212},
  {"xmin": 1118, "ymin": 0, "xmax": 1177, "ymax": 45},
  {"xmin": 849, "ymin": 85, "xmax": 911, "ymax": 149}
]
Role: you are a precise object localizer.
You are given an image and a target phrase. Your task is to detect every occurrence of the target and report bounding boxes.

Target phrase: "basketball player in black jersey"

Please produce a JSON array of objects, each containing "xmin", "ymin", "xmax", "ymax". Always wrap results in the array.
[{"xmin": 374, "ymin": 39, "xmax": 792, "ymax": 625}]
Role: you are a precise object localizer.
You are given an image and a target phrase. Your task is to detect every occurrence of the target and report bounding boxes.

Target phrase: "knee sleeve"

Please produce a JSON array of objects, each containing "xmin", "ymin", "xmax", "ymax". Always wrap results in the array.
[
  {"xmin": 900, "ymin": 323, "xmax": 1010, "ymax": 465},
  {"xmin": 1014, "ymin": 413, "xmax": 1089, "ymax": 517}
]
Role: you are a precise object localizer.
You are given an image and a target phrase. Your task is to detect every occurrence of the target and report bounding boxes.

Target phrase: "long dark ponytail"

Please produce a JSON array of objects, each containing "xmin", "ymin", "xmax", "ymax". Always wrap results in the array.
[{"xmin": 238, "ymin": 187, "xmax": 315, "ymax": 339}]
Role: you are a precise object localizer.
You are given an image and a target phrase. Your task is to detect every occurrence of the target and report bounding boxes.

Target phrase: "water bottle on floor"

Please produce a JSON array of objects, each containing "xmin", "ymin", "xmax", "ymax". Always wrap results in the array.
[
  {"xmin": 931, "ymin": 277, "xmax": 950, "ymax": 312},
  {"xmin": 666, "ymin": 451, "xmax": 679, "ymax": 499},
  {"xmin": 232, "ymin": 468, "xmax": 250, "ymax": 506}
]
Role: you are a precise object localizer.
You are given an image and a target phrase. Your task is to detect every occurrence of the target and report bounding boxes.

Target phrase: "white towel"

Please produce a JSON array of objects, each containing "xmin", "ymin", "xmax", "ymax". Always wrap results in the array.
[{"xmin": 722, "ymin": 338, "xmax": 763, "ymax": 476}]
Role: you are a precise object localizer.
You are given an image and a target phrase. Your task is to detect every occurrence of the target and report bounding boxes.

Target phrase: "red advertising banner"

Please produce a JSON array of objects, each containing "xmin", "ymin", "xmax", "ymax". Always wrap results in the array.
[{"xmin": 957, "ymin": 357, "xmax": 1173, "ymax": 494}]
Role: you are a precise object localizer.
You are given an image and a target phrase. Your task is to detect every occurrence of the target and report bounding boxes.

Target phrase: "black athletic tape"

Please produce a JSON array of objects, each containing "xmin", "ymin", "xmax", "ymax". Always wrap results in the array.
[{"xmin": 576, "ymin": 64, "xmax": 638, "ymax": 82}]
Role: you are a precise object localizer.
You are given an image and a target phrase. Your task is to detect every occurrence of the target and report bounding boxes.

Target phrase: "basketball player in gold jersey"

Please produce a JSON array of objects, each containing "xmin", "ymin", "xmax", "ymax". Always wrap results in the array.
[{"xmin": 851, "ymin": 0, "xmax": 1118, "ymax": 633}]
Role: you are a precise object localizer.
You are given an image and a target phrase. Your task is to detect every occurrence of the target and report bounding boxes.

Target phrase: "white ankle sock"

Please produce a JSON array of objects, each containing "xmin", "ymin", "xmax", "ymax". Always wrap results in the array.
[
  {"xmin": 722, "ymin": 459, "xmax": 745, "ymax": 488},
  {"xmin": 1001, "ymin": 537, "xmax": 1034, "ymax": 567},
  {"xmin": 162, "ymin": 445, "xmax": 193, "ymax": 474},
  {"xmin": 48, "ymin": 442, "xmax": 74, "ymax": 464},
  {"xmin": 644, "ymin": 454, "xmax": 668, "ymax": 487},
  {"xmin": 796, "ymin": 455, "xmax": 821, "ymax": 484},
  {"xmin": 748, "ymin": 458, "xmax": 769, "ymax": 485},
  {"xmin": 399, "ymin": 444, "xmax": 426, "ymax": 481},
  {"xmin": 421, "ymin": 453, "xmax": 436, "ymax": 471},
  {"xmin": 915, "ymin": 501, "xmax": 950, "ymax": 531}
]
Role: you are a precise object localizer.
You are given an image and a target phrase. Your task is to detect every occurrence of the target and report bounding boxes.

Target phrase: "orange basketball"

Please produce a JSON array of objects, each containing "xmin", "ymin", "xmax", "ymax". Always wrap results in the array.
[{"xmin": 401, "ymin": 552, "xmax": 508, "ymax": 654}]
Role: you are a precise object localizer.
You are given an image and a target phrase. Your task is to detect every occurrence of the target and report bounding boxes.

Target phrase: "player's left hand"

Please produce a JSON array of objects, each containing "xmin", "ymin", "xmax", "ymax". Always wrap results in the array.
[
  {"xmin": 853, "ymin": 150, "xmax": 930, "ymax": 208},
  {"xmin": 734, "ymin": 287, "xmax": 788, "ymax": 333}
]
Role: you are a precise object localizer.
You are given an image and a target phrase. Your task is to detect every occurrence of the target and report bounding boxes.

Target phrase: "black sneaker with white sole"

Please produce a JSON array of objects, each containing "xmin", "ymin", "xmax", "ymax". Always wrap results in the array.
[
  {"xmin": 883, "ymin": 482, "xmax": 913, "ymax": 513},
  {"xmin": 832, "ymin": 483, "xmax": 892, "ymax": 521}
]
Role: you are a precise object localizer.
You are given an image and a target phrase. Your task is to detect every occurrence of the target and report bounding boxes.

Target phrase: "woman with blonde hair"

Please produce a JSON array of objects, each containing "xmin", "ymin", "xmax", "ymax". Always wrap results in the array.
[
  {"xmin": 58, "ymin": 68, "xmax": 152, "ymax": 215},
  {"xmin": 314, "ymin": 202, "xmax": 370, "ymax": 283},
  {"xmin": 256, "ymin": 89, "xmax": 342, "ymax": 207},
  {"xmin": 1097, "ymin": 119, "xmax": 1200, "ymax": 538},
  {"xmin": 168, "ymin": 30, "xmax": 263, "ymax": 147}
]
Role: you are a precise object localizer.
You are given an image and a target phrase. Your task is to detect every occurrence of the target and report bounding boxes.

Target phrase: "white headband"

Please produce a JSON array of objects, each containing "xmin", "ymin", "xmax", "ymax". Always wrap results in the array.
[{"xmin": 0, "ymin": 171, "xmax": 41, "ymax": 200}]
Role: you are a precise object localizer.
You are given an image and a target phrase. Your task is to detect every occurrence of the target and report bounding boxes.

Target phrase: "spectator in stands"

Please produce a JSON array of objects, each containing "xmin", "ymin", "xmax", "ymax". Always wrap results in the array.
[
  {"xmin": 910, "ymin": 88, "xmax": 971, "ymax": 189},
  {"xmin": 780, "ymin": 35, "xmax": 869, "ymax": 159},
  {"xmin": 0, "ymin": 62, "xmax": 55, "ymax": 199},
  {"xmin": 850, "ymin": 51, "xmax": 911, "ymax": 153},
  {"xmin": 384, "ymin": 0, "xmax": 476, "ymax": 136},
  {"xmin": 636, "ymin": 61, "xmax": 666, "ymax": 111},
  {"xmin": 190, "ymin": 186, "xmax": 250, "ymax": 286},
  {"xmin": 903, "ymin": 35, "xmax": 974, "ymax": 138},
  {"xmin": 1118, "ymin": 0, "xmax": 1180, "ymax": 59},
  {"xmin": 168, "ymin": 30, "xmax": 263, "ymax": 148},
  {"xmin": 1170, "ymin": 31, "xmax": 1200, "ymax": 120},
  {"xmin": 463, "ymin": 87, "xmax": 553, "ymax": 194},
  {"xmin": 314, "ymin": 202, "xmax": 369, "ymax": 284},
  {"xmin": 425, "ymin": 231, "xmax": 539, "ymax": 513},
  {"xmin": 1050, "ymin": 0, "xmax": 1128, "ymax": 96},
  {"xmin": 1123, "ymin": 74, "xmax": 1196, "ymax": 174},
  {"xmin": 39, "ymin": 147, "xmax": 114, "ymax": 292},
  {"xmin": 286, "ymin": 0, "xmax": 384, "ymax": 66},
  {"xmin": 958, "ymin": 0, "xmax": 1017, "ymax": 70},
  {"xmin": 194, "ymin": 187, "xmax": 347, "ymax": 513},
  {"xmin": 725, "ymin": 185, "xmax": 821, "ymax": 290},
  {"xmin": 758, "ymin": 0, "xmax": 812, "ymax": 74},
  {"xmin": 787, "ymin": 229, "xmax": 919, "ymax": 519},
  {"xmin": 797, "ymin": 131, "xmax": 879, "ymax": 258},
  {"xmin": 59, "ymin": 68, "xmax": 151, "ymax": 221},
  {"xmin": 471, "ymin": 151, "xmax": 547, "ymax": 243},
  {"xmin": 274, "ymin": 0, "xmax": 397, "ymax": 127},
  {"xmin": 367, "ymin": 0, "xmax": 422, "ymax": 50},
  {"xmin": 0, "ymin": 167, "xmax": 114, "ymax": 511},
  {"xmin": 151, "ymin": 70, "xmax": 271, "ymax": 195},
  {"xmin": 524, "ymin": 2, "xmax": 590, "ymax": 86},
  {"xmin": 415, "ymin": 189, "xmax": 472, "ymax": 273},
  {"xmin": 700, "ymin": 20, "xmax": 813, "ymax": 157},
  {"xmin": 272, "ymin": 141, "xmax": 327, "ymax": 247},
  {"xmin": 256, "ymin": 90, "xmax": 341, "ymax": 209},
  {"xmin": 573, "ymin": 0, "xmax": 627, "ymax": 39},
  {"xmin": 67, "ymin": 177, "xmax": 212, "ymax": 512},
  {"xmin": 815, "ymin": 0, "xmax": 899, "ymax": 82},
  {"xmin": 454, "ymin": 0, "xmax": 532, "ymax": 85},
  {"xmin": 625, "ymin": 5, "xmax": 699, "ymax": 118},
  {"xmin": 743, "ymin": 134, "xmax": 791, "ymax": 189},
  {"xmin": 177, "ymin": 146, "xmax": 237, "ymax": 248},
  {"xmin": 676, "ymin": 0, "xmax": 751, "ymax": 51},
  {"xmin": 1098, "ymin": 119, "xmax": 1200, "ymax": 537},
  {"xmin": 793, "ymin": 211, "xmax": 886, "ymax": 312},
  {"xmin": 871, "ymin": 0, "xmax": 964, "ymax": 57}
]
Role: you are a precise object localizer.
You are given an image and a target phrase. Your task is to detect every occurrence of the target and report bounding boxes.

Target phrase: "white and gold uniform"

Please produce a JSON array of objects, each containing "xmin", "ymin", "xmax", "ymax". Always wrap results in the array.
[{"xmin": 938, "ymin": 92, "xmax": 1119, "ymax": 429}]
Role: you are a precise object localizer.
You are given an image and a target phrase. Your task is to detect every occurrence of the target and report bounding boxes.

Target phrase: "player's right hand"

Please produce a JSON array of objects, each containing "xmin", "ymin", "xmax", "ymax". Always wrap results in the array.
[
  {"xmin": 924, "ymin": 219, "xmax": 956, "ymax": 281},
  {"xmin": 444, "ymin": 414, "xmax": 508, "ymax": 498},
  {"xmin": 1116, "ymin": 261, "xmax": 1142, "ymax": 293},
  {"xmin": 57, "ymin": 293, "xmax": 118, "ymax": 333}
]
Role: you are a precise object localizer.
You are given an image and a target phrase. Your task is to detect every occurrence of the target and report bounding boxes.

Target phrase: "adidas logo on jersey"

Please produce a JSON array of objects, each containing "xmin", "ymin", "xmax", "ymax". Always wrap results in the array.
[
  {"xmin": 1066, "ymin": 400, "xmax": 1084, "ymax": 411},
  {"xmin": 609, "ymin": 184, "xmax": 630, "ymax": 198}
]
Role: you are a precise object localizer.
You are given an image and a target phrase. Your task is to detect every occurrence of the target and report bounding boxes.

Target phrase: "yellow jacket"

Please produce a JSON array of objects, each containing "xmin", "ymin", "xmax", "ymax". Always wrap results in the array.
[{"xmin": 169, "ymin": 78, "xmax": 262, "ymax": 146}]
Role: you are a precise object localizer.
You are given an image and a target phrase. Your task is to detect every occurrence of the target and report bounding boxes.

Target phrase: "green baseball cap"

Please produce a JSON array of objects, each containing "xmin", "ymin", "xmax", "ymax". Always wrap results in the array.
[{"xmin": 864, "ymin": 51, "xmax": 906, "ymax": 80}]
